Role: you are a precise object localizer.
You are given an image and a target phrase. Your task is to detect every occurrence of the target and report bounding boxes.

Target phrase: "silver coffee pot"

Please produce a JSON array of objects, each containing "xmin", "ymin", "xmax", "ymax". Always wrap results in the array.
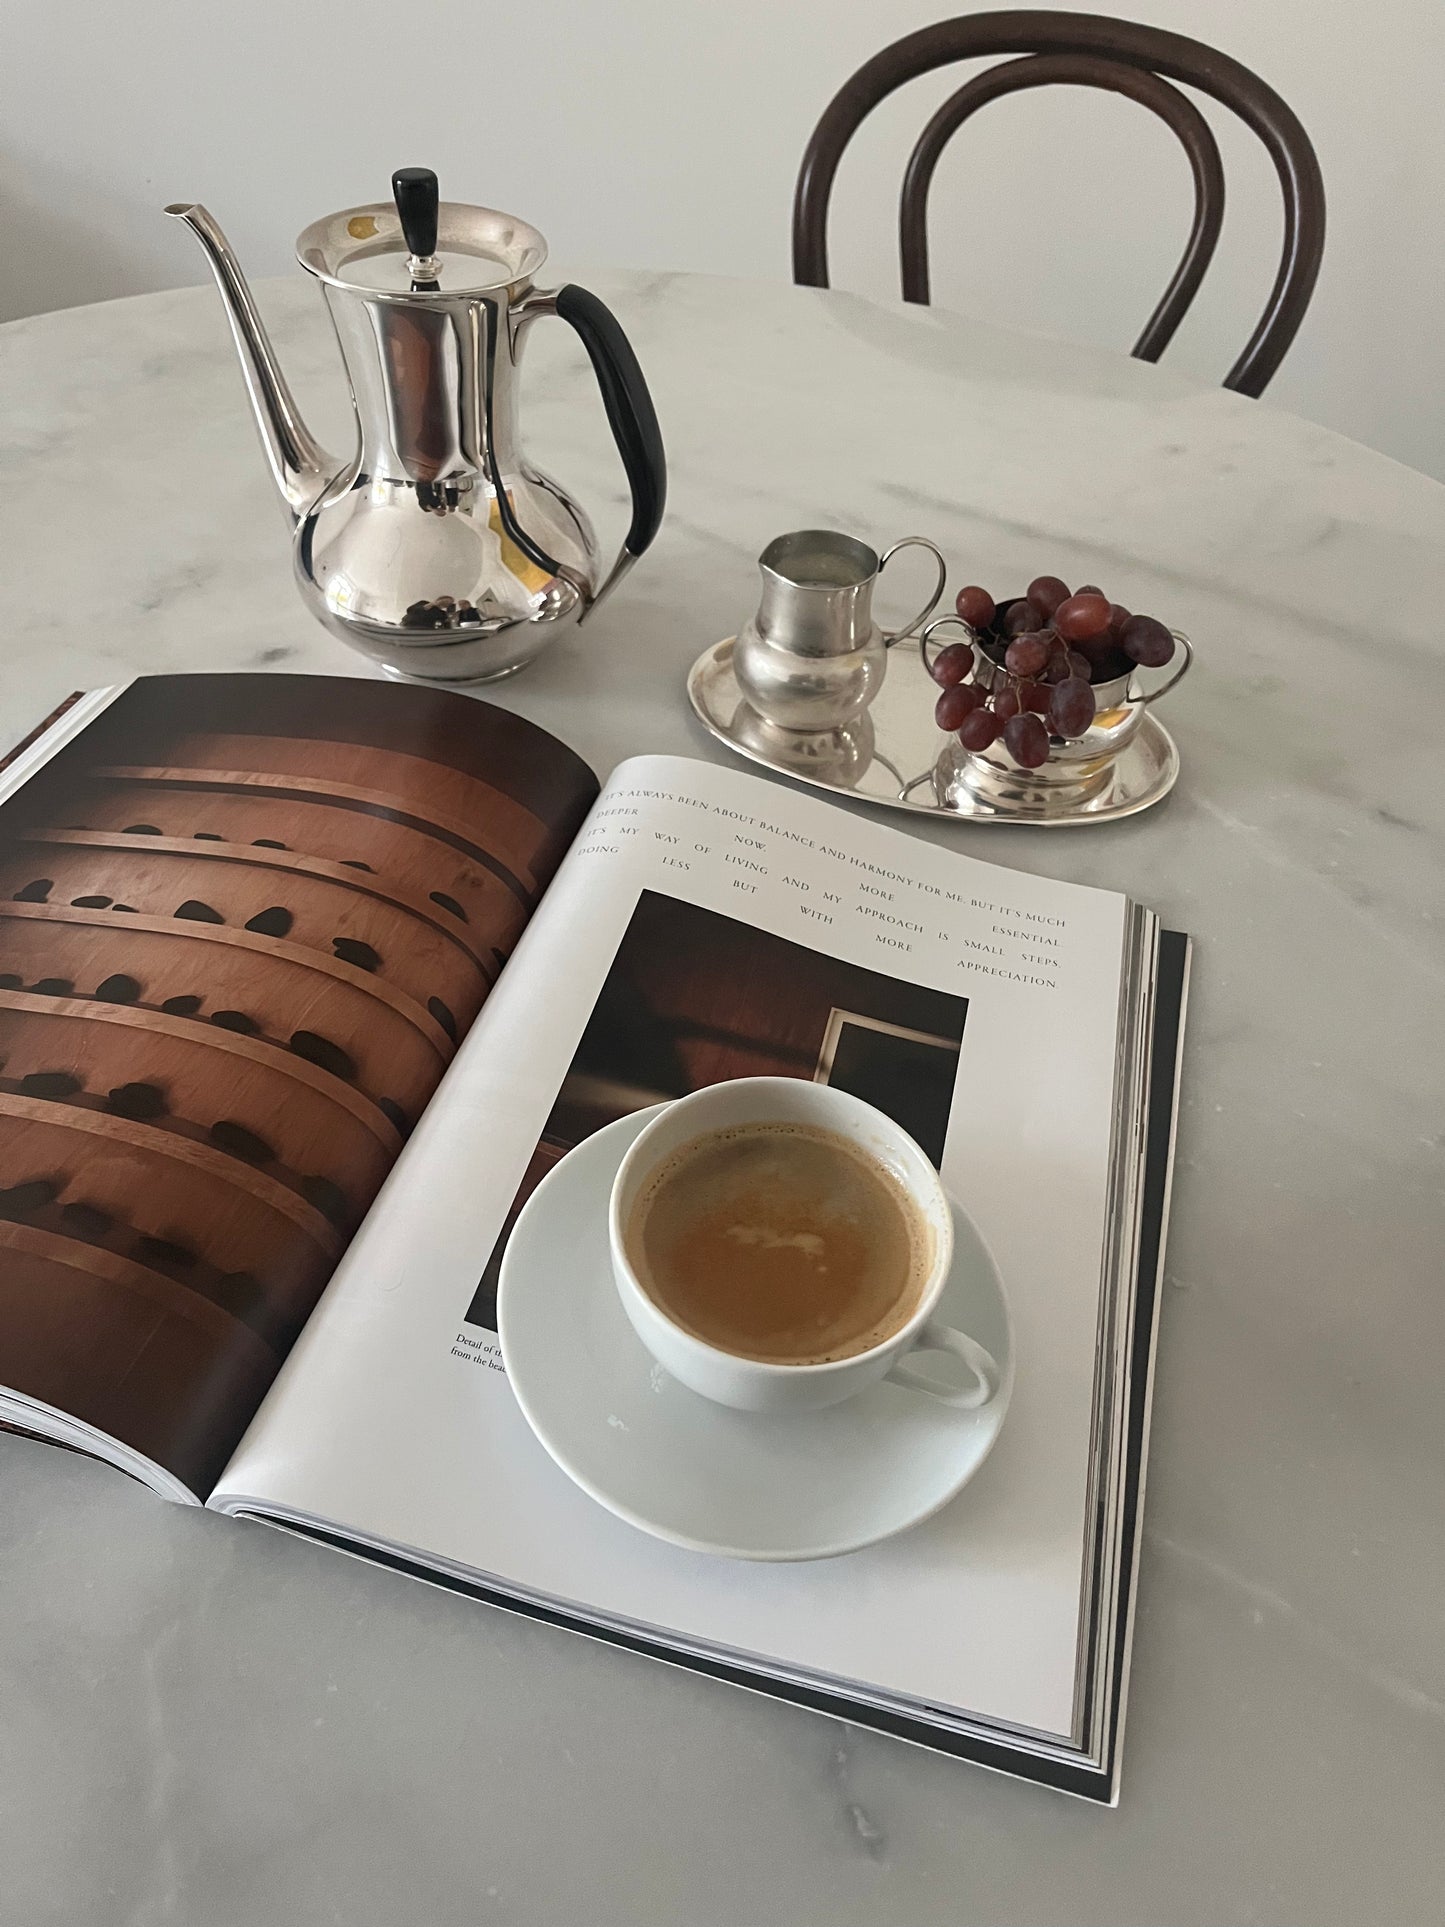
[{"xmin": 168, "ymin": 168, "xmax": 665, "ymax": 683}]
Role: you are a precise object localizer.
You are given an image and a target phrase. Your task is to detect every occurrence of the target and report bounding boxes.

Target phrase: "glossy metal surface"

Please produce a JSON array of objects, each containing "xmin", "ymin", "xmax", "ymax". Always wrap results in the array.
[
  {"xmin": 919, "ymin": 614, "xmax": 1193, "ymax": 806},
  {"xmin": 689, "ymin": 636, "xmax": 1181, "ymax": 824},
  {"xmin": 164, "ymin": 205, "xmax": 335, "ymax": 520},
  {"xmin": 168, "ymin": 202, "xmax": 609, "ymax": 683},
  {"xmin": 732, "ymin": 529, "xmax": 945, "ymax": 730}
]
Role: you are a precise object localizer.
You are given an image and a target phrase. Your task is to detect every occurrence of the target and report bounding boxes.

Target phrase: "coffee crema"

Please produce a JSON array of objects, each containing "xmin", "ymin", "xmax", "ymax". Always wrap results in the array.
[{"xmin": 625, "ymin": 1121, "xmax": 932, "ymax": 1365}]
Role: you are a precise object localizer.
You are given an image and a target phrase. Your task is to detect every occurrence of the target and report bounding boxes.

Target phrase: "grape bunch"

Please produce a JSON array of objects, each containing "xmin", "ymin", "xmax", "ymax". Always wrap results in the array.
[{"xmin": 929, "ymin": 574, "xmax": 1176, "ymax": 770}]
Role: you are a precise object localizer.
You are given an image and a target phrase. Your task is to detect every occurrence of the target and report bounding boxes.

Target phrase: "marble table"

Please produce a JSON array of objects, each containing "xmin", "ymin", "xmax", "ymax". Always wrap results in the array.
[{"xmin": 1, "ymin": 268, "xmax": 1442, "ymax": 1926}]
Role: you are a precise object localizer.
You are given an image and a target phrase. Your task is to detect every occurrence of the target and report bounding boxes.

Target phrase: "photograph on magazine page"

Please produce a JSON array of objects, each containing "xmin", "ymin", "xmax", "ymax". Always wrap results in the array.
[
  {"xmin": 0, "ymin": 672, "xmax": 595, "ymax": 1493},
  {"xmin": 467, "ymin": 886, "xmax": 969, "ymax": 1328}
]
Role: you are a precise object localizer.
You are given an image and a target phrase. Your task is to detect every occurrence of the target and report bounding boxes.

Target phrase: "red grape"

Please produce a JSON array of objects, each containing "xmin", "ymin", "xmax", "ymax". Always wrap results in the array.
[
  {"xmin": 1048, "ymin": 646, "xmax": 1090, "ymax": 681},
  {"xmin": 1054, "ymin": 592, "xmax": 1112, "ymax": 642},
  {"xmin": 991, "ymin": 685, "xmax": 1022, "ymax": 721},
  {"xmin": 1120, "ymin": 614, "xmax": 1175, "ymax": 667},
  {"xmin": 1107, "ymin": 602, "xmax": 1132, "ymax": 637},
  {"xmin": 929, "ymin": 641, "xmax": 974, "ymax": 686},
  {"xmin": 1004, "ymin": 633, "xmax": 1049, "ymax": 677},
  {"xmin": 1049, "ymin": 675, "xmax": 1097, "ymax": 738},
  {"xmin": 1027, "ymin": 575, "xmax": 1070, "ymax": 619},
  {"xmin": 1076, "ymin": 584, "xmax": 1104, "ymax": 598},
  {"xmin": 957, "ymin": 707, "xmax": 1001, "ymax": 751},
  {"xmin": 1003, "ymin": 712, "xmax": 1050, "ymax": 768},
  {"xmin": 1003, "ymin": 599, "xmax": 1042, "ymax": 637},
  {"xmin": 954, "ymin": 585, "xmax": 995, "ymax": 629},
  {"xmin": 1023, "ymin": 680, "xmax": 1054, "ymax": 714},
  {"xmin": 935, "ymin": 683, "xmax": 984, "ymax": 730}
]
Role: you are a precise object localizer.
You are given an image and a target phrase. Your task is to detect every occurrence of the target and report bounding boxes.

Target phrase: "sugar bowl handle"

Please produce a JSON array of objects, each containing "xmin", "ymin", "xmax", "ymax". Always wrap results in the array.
[
  {"xmin": 879, "ymin": 537, "xmax": 947, "ymax": 644},
  {"xmin": 1135, "ymin": 632, "xmax": 1193, "ymax": 705},
  {"xmin": 917, "ymin": 613, "xmax": 976, "ymax": 680}
]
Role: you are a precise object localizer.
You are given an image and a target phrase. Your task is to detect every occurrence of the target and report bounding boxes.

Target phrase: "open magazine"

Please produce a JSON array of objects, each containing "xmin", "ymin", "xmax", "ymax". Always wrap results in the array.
[{"xmin": 0, "ymin": 673, "xmax": 1187, "ymax": 1803}]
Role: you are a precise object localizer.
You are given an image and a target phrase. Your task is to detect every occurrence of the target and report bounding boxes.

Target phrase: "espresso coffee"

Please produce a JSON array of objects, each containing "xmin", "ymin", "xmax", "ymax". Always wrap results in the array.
[{"xmin": 626, "ymin": 1121, "xmax": 932, "ymax": 1365}]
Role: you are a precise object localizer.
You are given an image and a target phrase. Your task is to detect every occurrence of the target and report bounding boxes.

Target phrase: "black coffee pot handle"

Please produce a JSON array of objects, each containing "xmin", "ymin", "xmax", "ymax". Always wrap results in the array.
[
  {"xmin": 482, "ymin": 283, "xmax": 666, "ymax": 616},
  {"xmin": 552, "ymin": 284, "xmax": 667, "ymax": 616}
]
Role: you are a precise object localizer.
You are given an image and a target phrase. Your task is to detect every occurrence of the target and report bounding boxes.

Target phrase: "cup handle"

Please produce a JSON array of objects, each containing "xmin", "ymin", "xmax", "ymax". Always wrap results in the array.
[
  {"xmin": 884, "ymin": 1318, "xmax": 998, "ymax": 1410},
  {"xmin": 879, "ymin": 537, "xmax": 947, "ymax": 645},
  {"xmin": 1135, "ymin": 631, "xmax": 1193, "ymax": 706}
]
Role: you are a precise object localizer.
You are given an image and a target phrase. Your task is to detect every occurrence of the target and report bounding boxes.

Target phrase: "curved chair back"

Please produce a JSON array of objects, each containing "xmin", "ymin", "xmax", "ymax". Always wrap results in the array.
[{"xmin": 793, "ymin": 10, "xmax": 1325, "ymax": 396}]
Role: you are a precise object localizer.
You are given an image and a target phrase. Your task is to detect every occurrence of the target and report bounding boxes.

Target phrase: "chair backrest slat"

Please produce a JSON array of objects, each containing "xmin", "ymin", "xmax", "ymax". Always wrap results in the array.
[
  {"xmin": 899, "ymin": 54, "xmax": 1226, "ymax": 364},
  {"xmin": 793, "ymin": 9, "xmax": 1325, "ymax": 396}
]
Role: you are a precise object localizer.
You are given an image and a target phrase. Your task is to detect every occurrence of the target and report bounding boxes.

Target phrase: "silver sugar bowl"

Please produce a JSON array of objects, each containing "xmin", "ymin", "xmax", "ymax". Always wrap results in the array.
[{"xmin": 922, "ymin": 611, "xmax": 1193, "ymax": 810}]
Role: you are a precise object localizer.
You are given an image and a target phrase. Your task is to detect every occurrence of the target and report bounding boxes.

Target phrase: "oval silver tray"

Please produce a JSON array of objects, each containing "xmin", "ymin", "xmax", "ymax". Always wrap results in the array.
[{"xmin": 687, "ymin": 637, "xmax": 1179, "ymax": 827}]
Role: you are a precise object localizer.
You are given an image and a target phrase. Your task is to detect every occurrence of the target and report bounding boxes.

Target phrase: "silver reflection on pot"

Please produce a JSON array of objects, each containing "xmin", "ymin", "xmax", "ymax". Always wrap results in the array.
[{"xmin": 167, "ymin": 169, "xmax": 665, "ymax": 685}]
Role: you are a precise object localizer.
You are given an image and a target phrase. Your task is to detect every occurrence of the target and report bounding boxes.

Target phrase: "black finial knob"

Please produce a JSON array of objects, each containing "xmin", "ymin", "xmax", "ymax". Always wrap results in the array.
[{"xmin": 391, "ymin": 168, "xmax": 439, "ymax": 259}]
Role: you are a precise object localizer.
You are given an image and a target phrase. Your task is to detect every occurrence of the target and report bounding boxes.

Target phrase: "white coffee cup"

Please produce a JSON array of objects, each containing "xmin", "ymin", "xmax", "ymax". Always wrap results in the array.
[{"xmin": 608, "ymin": 1077, "xmax": 999, "ymax": 1415}]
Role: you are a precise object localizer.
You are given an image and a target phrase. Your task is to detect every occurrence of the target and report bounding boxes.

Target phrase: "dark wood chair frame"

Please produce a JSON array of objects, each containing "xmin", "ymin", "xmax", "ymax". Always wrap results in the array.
[{"xmin": 793, "ymin": 10, "xmax": 1326, "ymax": 397}]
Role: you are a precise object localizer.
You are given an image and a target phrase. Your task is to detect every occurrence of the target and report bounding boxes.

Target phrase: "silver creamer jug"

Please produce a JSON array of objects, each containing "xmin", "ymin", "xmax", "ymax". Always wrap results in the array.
[
  {"xmin": 168, "ymin": 168, "xmax": 665, "ymax": 683},
  {"xmin": 733, "ymin": 530, "xmax": 945, "ymax": 731}
]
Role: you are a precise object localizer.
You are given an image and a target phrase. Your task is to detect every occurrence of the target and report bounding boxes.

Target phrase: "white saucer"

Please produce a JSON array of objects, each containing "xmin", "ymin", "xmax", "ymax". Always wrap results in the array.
[{"xmin": 498, "ymin": 1107, "xmax": 1014, "ymax": 1562}]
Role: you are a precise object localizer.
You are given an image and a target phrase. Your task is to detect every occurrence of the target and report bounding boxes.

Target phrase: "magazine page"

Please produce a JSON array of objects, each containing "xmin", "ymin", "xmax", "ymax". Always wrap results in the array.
[
  {"xmin": 0, "ymin": 674, "xmax": 596, "ymax": 1499},
  {"xmin": 215, "ymin": 753, "xmax": 1130, "ymax": 1741}
]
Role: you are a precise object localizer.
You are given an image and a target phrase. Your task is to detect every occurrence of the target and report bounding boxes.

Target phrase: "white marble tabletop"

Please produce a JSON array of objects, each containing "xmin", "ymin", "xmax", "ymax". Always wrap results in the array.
[{"xmin": 1, "ymin": 267, "xmax": 1442, "ymax": 1925}]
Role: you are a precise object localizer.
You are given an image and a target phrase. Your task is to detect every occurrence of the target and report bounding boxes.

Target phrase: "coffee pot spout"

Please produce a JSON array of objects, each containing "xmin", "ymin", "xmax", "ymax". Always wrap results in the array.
[{"xmin": 165, "ymin": 202, "xmax": 338, "ymax": 520}]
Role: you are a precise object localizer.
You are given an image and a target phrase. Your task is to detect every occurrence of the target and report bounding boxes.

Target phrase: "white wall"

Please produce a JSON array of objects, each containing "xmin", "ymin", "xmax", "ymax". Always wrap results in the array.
[{"xmin": 4, "ymin": 0, "xmax": 1442, "ymax": 478}]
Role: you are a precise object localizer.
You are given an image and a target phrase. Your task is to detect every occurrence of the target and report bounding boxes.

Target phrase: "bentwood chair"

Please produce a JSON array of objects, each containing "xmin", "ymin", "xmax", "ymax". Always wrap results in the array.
[{"xmin": 792, "ymin": 10, "xmax": 1325, "ymax": 396}]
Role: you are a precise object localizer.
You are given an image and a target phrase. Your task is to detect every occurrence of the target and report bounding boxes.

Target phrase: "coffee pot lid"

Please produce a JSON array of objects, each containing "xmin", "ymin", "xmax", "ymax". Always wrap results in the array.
[{"xmin": 296, "ymin": 167, "xmax": 547, "ymax": 297}]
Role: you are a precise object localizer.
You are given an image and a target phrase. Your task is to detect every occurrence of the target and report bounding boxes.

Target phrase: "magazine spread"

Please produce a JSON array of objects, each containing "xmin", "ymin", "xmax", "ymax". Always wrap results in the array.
[
  {"xmin": 0, "ymin": 675, "xmax": 596, "ymax": 1496},
  {"xmin": 0, "ymin": 674, "xmax": 1185, "ymax": 1802}
]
